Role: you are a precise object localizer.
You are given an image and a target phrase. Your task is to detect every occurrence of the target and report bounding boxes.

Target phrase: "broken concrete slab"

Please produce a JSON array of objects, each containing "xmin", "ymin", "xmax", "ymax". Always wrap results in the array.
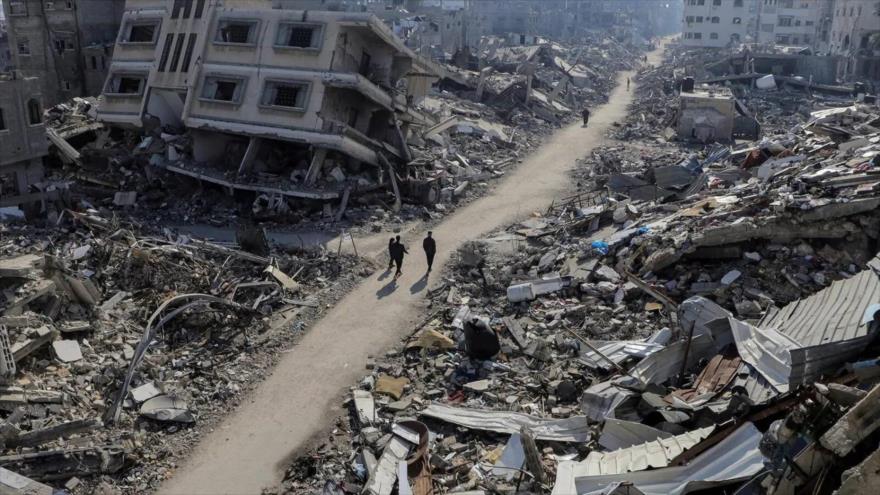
[{"xmin": 51, "ymin": 340, "xmax": 83, "ymax": 363}]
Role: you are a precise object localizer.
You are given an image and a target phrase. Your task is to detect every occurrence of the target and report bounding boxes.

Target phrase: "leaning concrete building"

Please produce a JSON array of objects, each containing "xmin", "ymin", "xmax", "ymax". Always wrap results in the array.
[
  {"xmin": 0, "ymin": 71, "xmax": 50, "ymax": 212},
  {"xmin": 1, "ymin": 0, "xmax": 126, "ymax": 105},
  {"xmin": 98, "ymin": 0, "xmax": 433, "ymax": 204}
]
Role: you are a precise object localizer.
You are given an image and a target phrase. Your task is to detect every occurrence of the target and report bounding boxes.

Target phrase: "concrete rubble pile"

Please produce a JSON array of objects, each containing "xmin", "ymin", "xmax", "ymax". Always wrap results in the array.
[
  {"xmin": 274, "ymin": 54, "xmax": 880, "ymax": 495},
  {"xmin": 611, "ymin": 42, "xmax": 870, "ymax": 144},
  {"xmin": 30, "ymin": 37, "xmax": 641, "ymax": 238},
  {"xmin": 0, "ymin": 211, "xmax": 365, "ymax": 493},
  {"xmin": 609, "ymin": 45, "xmax": 715, "ymax": 142},
  {"xmin": 406, "ymin": 34, "xmax": 640, "ymax": 218}
]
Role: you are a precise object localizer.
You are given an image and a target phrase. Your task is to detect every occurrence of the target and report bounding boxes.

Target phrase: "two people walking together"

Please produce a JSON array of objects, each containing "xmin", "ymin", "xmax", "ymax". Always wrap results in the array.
[{"xmin": 387, "ymin": 232, "xmax": 436, "ymax": 280}]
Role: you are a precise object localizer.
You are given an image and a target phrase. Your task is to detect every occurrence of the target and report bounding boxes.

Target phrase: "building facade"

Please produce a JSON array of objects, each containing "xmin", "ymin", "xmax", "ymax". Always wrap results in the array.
[
  {"xmin": 681, "ymin": 0, "xmax": 759, "ymax": 48},
  {"xmin": 828, "ymin": 0, "xmax": 880, "ymax": 80},
  {"xmin": 1, "ymin": 0, "xmax": 126, "ymax": 105},
  {"xmin": 98, "ymin": 0, "xmax": 429, "ymax": 202},
  {"xmin": 756, "ymin": 0, "xmax": 832, "ymax": 48},
  {"xmin": 0, "ymin": 71, "xmax": 49, "ymax": 209},
  {"xmin": 0, "ymin": 17, "xmax": 12, "ymax": 71}
]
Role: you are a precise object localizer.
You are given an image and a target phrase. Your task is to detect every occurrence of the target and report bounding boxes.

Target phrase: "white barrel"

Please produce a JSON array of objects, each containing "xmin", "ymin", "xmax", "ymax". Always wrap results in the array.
[{"xmin": 507, "ymin": 283, "xmax": 535, "ymax": 303}]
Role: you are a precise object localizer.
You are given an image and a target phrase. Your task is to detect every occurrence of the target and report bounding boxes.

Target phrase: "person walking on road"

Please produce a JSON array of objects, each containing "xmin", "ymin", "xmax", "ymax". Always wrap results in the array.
[
  {"xmin": 387, "ymin": 237, "xmax": 396, "ymax": 271},
  {"xmin": 626, "ymin": 77, "xmax": 630, "ymax": 91},
  {"xmin": 391, "ymin": 235, "xmax": 408, "ymax": 279},
  {"xmin": 423, "ymin": 231, "xmax": 436, "ymax": 274},
  {"xmin": 582, "ymin": 107, "xmax": 590, "ymax": 127}
]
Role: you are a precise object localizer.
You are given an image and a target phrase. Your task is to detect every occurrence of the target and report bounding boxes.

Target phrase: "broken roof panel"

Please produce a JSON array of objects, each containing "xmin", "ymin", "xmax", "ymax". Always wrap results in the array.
[
  {"xmin": 580, "ymin": 378, "xmax": 640, "ymax": 422},
  {"xmin": 629, "ymin": 334, "xmax": 717, "ymax": 386},
  {"xmin": 759, "ymin": 253, "xmax": 880, "ymax": 347},
  {"xmin": 420, "ymin": 403, "xmax": 591, "ymax": 442},
  {"xmin": 598, "ymin": 419, "xmax": 673, "ymax": 451},
  {"xmin": 573, "ymin": 424, "xmax": 715, "ymax": 477},
  {"xmin": 580, "ymin": 339, "xmax": 666, "ymax": 372},
  {"xmin": 757, "ymin": 253, "xmax": 880, "ymax": 386},
  {"xmin": 730, "ymin": 362, "xmax": 778, "ymax": 405},
  {"xmin": 553, "ymin": 422, "xmax": 764, "ymax": 495}
]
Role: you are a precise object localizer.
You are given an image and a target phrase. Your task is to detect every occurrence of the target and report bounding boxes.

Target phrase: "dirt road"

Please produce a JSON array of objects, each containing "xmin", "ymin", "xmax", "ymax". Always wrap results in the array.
[{"xmin": 160, "ymin": 44, "xmax": 665, "ymax": 495}]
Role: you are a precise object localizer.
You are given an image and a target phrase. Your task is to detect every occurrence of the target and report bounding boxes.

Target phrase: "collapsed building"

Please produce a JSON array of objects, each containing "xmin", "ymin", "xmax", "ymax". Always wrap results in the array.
[{"xmin": 97, "ymin": 0, "xmax": 437, "ymax": 212}]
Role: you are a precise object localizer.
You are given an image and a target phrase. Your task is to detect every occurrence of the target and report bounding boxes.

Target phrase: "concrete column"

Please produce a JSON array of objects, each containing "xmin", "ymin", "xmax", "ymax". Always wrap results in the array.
[
  {"xmin": 237, "ymin": 137, "xmax": 262, "ymax": 177},
  {"xmin": 304, "ymin": 148, "xmax": 328, "ymax": 186}
]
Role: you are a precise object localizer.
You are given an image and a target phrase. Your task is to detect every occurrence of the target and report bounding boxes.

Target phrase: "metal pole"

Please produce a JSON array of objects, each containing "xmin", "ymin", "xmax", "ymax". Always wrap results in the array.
[{"xmin": 676, "ymin": 318, "xmax": 696, "ymax": 387}]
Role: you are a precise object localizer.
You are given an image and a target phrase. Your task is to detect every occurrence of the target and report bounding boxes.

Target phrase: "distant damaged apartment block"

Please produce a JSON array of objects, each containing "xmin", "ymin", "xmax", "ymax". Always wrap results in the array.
[
  {"xmin": 98, "ymin": 0, "xmax": 434, "ymax": 206},
  {"xmin": 1, "ymin": 0, "xmax": 126, "ymax": 105},
  {"xmin": 0, "ymin": 72, "xmax": 52, "ymax": 214}
]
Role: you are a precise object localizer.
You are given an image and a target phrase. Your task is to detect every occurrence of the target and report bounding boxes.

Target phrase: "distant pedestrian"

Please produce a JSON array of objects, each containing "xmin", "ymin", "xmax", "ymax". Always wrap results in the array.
[
  {"xmin": 582, "ymin": 107, "xmax": 590, "ymax": 127},
  {"xmin": 387, "ymin": 237, "xmax": 396, "ymax": 271},
  {"xmin": 423, "ymin": 231, "xmax": 436, "ymax": 274},
  {"xmin": 626, "ymin": 77, "xmax": 630, "ymax": 91},
  {"xmin": 391, "ymin": 235, "xmax": 408, "ymax": 279}
]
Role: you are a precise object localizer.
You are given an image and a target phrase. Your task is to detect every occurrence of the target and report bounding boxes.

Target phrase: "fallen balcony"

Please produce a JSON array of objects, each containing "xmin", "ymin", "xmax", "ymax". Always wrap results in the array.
[{"xmin": 154, "ymin": 160, "xmax": 383, "ymax": 200}]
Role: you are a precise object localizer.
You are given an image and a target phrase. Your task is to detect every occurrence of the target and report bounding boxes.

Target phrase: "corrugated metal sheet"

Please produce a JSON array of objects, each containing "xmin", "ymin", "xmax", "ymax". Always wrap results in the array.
[
  {"xmin": 629, "ymin": 335, "xmax": 716, "ymax": 386},
  {"xmin": 575, "ymin": 425, "xmax": 716, "ymax": 476},
  {"xmin": 580, "ymin": 378, "xmax": 640, "ymax": 422},
  {"xmin": 557, "ymin": 423, "xmax": 764, "ymax": 495},
  {"xmin": 420, "ymin": 404, "xmax": 591, "ymax": 442},
  {"xmin": 760, "ymin": 254, "xmax": 880, "ymax": 346},
  {"xmin": 756, "ymin": 253, "xmax": 880, "ymax": 385},
  {"xmin": 598, "ymin": 419, "xmax": 673, "ymax": 451},
  {"xmin": 580, "ymin": 341, "xmax": 666, "ymax": 371},
  {"xmin": 730, "ymin": 362, "xmax": 778, "ymax": 405}
]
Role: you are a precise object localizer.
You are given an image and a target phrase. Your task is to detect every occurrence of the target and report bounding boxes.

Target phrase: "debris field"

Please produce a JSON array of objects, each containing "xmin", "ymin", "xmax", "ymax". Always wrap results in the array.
[{"xmin": 276, "ymin": 42, "xmax": 880, "ymax": 495}]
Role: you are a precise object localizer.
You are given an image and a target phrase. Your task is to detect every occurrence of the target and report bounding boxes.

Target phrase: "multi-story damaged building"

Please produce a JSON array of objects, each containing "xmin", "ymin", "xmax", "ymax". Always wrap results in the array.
[
  {"xmin": 1, "ymin": 0, "xmax": 126, "ymax": 105},
  {"xmin": 682, "ymin": 0, "xmax": 759, "ymax": 48},
  {"xmin": 0, "ymin": 71, "xmax": 51, "ymax": 211},
  {"xmin": 98, "ymin": 0, "xmax": 432, "ymax": 204},
  {"xmin": 756, "ymin": 0, "xmax": 832, "ymax": 49},
  {"xmin": 828, "ymin": 0, "xmax": 880, "ymax": 81}
]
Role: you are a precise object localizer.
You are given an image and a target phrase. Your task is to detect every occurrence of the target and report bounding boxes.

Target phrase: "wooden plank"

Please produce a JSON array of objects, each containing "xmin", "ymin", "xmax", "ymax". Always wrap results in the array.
[
  {"xmin": 9, "ymin": 419, "xmax": 101, "ymax": 448},
  {"xmin": 520, "ymin": 427, "xmax": 545, "ymax": 487}
]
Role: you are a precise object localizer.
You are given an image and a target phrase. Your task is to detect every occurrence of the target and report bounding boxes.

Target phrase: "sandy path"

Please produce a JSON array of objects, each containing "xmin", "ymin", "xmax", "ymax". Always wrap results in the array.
[{"xmin": 160, "ymin": 43, "xmax": 666, "ymax": 495}]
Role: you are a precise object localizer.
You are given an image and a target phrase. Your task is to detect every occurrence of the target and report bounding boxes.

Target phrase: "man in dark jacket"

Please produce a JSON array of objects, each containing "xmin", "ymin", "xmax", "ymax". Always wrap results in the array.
[
  {"xmin": 423, "ymin": 231, "xmax": 436, "ymax": 274},
  {"xmin": 582, "ymin": 107, "xmax": 590, "ymax": 126},
  {"xmin": 391, "ymin": 235, "xmax": 408, "ymax": 279},
  {"xmin": 387, "ymin": 237, "xmax": 396, "ymax": 271}
]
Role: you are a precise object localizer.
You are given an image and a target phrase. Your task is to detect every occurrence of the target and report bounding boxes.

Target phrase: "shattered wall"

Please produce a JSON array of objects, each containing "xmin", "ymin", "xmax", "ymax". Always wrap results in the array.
[
  {"xmin": 0, "ymin": 73, "xmax": 48, "ymax": 167},
  {"xmin": 677, "ymin": 91, "xmax": 736, "ymax": 143}
]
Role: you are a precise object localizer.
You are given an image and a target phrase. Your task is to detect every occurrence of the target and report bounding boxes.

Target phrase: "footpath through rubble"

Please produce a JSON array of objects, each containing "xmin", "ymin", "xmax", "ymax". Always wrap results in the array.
[
  {"xmin": 1, "ymin": 33, "xmax": 647, "ymax": 495},
  {"xmin": 276, "ymin": 42, "xmax": 880, "ymax": 495}
]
